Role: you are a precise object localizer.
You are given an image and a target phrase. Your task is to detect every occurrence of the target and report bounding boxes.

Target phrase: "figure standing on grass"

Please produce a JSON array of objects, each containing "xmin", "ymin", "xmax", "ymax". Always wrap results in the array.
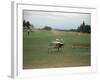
[{"xmin": 27, "ymin": 29, "xmax": 30, "ymax": 36}]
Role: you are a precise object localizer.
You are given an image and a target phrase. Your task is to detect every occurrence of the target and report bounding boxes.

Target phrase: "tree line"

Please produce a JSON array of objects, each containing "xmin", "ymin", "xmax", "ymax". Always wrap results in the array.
[
  {"xmin": 23, "ymin": 20, "xmax": 34, "ymax": 29},
  {"xmin": 77, "ymin": 21, "xmax": 91, "ymax": 33},
  {"xmin": 23, "ymin": 20, "xmax": 91, "ymax": 33}
]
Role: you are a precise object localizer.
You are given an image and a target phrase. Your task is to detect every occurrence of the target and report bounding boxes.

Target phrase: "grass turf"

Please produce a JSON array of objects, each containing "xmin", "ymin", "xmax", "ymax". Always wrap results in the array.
[{"xmin": 23, "ymin": 30, "xmax": 90, "ymax": 69}]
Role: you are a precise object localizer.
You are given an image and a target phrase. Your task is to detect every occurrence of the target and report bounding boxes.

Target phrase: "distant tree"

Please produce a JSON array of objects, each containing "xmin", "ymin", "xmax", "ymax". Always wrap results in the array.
[
  {"xmin": 23, "ymin": 20, "xmax": 31, "ymax": 29},
  {"xmin": 31, "ymin": 24, "xmax": 34, "ymax": 29},
  {"xmin": 23, "ymin": 20, "xmax": 34, "ymax": 32},
  {"xmin": 77, "ymin": 21, "xmax": 91, "ymax": 33},
  {"xmin": 23, "ymin": 20, "xmax": 26, "ymax": 27},
  {"xmin": 26, "ymin": 21, "xmax": 31, "ymax": 29},
  {"xmin": 69, "ymin": 29, "xmax": 77, "ymax": 32},
  {"xmin": 84, "ymin": 25, "xmax": 91, "ymax": 33},
  {"xmin": 24, "ymin": 21, "xmax": 31, "ymax": 36},
  {"xmin": 78, "ymin": 21, "xmax": 85, "ymax": 32},
  {"xmin": 43, "ymin": 26, "xmax": 52, "ymax": 30}
]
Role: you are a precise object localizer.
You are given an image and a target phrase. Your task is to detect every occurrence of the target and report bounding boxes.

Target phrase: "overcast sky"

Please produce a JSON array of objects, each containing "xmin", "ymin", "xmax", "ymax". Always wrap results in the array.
[{"xmin": 23, "ymin": 10, "xmax": 91, "ymax": 30}]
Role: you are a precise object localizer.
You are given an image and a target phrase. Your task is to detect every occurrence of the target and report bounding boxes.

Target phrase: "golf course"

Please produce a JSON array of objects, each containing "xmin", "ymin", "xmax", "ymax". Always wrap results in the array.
[{"xmin": 23, "ymin": 30, "xmax": 90, "ymax": 69}]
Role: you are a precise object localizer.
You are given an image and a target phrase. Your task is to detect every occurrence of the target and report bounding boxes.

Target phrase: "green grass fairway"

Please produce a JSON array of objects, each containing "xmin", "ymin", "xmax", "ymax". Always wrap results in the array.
[{"xmin": 23, "ymin": 30, "xmax": 90, "ymax": 69}]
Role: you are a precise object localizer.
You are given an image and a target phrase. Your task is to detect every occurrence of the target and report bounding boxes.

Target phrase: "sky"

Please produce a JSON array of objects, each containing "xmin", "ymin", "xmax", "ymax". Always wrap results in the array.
[{"xmin": 23, "ymin": 10, "xmax": 91, "ymax": 30}]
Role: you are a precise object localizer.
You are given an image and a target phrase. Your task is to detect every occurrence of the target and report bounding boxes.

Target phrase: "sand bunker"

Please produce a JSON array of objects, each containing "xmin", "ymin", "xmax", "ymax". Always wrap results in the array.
[{"xmin": 72, "ymin": 44, "xmax": 90, "ymax": 48}]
